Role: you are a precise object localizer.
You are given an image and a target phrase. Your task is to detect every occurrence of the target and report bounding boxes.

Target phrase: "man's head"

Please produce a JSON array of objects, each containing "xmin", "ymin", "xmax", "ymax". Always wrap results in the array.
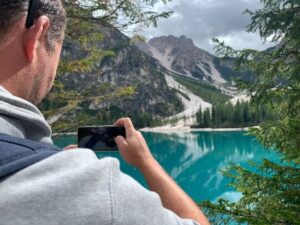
[{"xmin": 0, "ymin": 0, "xmax": 67, "ymax": 104}]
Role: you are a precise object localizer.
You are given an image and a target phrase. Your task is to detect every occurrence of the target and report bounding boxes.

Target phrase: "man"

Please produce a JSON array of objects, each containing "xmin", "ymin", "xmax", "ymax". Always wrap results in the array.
[{"xmin": 0, "ymin": 1, "xmax": 210, "ymax": 225}]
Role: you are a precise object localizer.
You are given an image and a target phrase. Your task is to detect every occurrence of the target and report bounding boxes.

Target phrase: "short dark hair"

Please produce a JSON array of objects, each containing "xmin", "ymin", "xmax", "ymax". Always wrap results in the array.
[{"xmin": 0, "ymin": 0, "xmax": 67, "ymax": 51}]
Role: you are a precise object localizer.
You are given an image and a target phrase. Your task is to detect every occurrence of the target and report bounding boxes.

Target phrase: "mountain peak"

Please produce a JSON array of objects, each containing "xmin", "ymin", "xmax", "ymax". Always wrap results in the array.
[
  {"xmin": 179, "ymin": 35, "xmax": 192, "ymax": 42},
  {"xmin": 137, "ymin": 35, "xmax": 227, "ymax": 83},
  {"xmin": 149, "ymin": 35, "xmax": 196, "ymax": 51},
  {"xmin": 136, "ymin": 35, "xmax": 247, "ymax": 84}
]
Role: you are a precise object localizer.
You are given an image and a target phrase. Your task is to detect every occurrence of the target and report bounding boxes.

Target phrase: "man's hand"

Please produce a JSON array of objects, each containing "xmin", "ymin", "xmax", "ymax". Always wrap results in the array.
[
  {"xmin": 114, "ymin": 118, "xmax": 155, "ymax": 169},
  {"xmin": 114, "ymin": 117, "xmax": 210, "ymax": 225}
]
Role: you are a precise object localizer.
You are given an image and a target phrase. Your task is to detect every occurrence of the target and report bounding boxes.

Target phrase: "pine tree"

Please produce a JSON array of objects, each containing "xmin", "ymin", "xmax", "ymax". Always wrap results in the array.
[
  {"xmin": 243, "ymin": 103, "xmax": 250, "ymax": 125},
  {"xmin": 211, "ymin": 106, "xmax": 217, "ymax": 127},
  {"xmin": 203, "ymin": 1, "xmax": 300, "ymax": 224},
  {"xmin": 202, "ymin": 109, "xmax": 211, "ymax": 128},
  {"xmin": 197, "ymin": 106, "xmax": 203, "ymax": 125}
]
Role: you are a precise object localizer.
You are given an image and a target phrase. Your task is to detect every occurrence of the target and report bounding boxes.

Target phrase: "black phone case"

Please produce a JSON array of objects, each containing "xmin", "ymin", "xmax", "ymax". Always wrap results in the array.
[{"xmin": 77, "ymin": 126, "xmax": 126, "ymax": 151}]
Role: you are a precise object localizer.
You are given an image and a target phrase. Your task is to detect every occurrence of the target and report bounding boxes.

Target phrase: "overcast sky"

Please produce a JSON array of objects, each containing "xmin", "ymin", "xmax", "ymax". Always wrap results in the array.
[{"xmin": 139, "ymin": 0, "xmax": 275, "ymax": 54}]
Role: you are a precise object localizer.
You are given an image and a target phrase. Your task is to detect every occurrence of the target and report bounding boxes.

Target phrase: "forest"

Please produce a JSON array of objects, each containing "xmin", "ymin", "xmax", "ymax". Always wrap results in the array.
[{"xmin": 194, "ymin": 101, "xmax": 279, "ymax": 128}]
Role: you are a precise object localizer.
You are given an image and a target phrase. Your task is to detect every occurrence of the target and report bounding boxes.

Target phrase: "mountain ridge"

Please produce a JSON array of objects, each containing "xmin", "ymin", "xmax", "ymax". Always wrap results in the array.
[
  {"xmin": 41, "ymin": 29, "xmax": 243, "ymax": 132},
  {"xmin": 136, "ymin": 35, "xmax": 250, "ymax": 84}
]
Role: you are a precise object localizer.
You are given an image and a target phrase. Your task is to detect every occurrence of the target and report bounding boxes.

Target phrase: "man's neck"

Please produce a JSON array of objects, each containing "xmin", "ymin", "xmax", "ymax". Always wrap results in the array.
[{"xmin": 1, "ymin": 74, "xmax": 32, "ymax": 104}]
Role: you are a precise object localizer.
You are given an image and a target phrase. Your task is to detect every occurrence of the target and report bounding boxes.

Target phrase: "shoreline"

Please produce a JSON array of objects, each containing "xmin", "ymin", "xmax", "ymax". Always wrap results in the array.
[
  {"xmin": 52, "ymin": 132, "xmax": 77, "ymax": 137},
  {"xmin": 139, "ymin": 126, "xmax": 257, "ymax": 133}
]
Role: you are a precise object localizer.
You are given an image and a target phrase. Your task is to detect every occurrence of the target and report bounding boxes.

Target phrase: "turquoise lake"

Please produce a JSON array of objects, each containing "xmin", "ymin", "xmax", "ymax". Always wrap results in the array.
[{"xmin": 53, "ymin": 131, "xmax": 280, "ymax": 203}]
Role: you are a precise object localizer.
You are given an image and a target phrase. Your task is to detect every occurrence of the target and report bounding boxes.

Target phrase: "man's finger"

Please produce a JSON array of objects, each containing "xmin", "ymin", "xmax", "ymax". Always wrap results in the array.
[
  {"xmin": 114, "ymin": 117, "xmax": 134, "ymax": 128},
  {"xmin": 115, "ymin": 135, "xmax": 128, "ymax": 152},
  {"xmin": 114, "ymin": 118, "xmax": 135, "ymax": 137}
]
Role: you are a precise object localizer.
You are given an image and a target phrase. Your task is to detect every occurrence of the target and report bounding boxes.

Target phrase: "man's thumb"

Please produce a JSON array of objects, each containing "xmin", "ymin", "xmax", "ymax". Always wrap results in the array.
[{"xmin": 115, "ymin": 135, "xmax": 128, "ymax": 152}]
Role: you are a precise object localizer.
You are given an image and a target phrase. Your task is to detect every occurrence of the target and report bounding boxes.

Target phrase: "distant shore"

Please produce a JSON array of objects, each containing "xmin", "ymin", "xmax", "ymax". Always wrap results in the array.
[
  {"xmin": 140, "ymin": 126, "xmax": 257, "ymax": 133},
  {"xmin": 52, "ymin": 132, "xmax": 76, "ymax": 137}
]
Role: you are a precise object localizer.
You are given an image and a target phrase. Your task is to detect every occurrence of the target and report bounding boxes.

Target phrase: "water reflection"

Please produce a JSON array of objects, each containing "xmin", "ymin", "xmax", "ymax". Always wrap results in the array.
[{"xmin": 142, "ymin": 131, "xmax": 279, "ymax": 201}]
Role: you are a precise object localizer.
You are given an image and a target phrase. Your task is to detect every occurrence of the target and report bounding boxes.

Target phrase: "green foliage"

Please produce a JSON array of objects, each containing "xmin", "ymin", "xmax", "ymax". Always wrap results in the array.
[
  {"xmin": 173, "ymin": 75, "xmax": 231, "ymax": 105},
  {"xmin": 42, "ymin": 78, "xmax": 184, "ymax": 133},
  {"xmin": 56, "ymin": 0, "xmax": 172, "ymax": 76},
  {"xmin": 195, "ymin": 101, "xmax": 279, "ymax": 128},
  {"xmin": 202, "ymin": 109, "xmax": 211, "ymax": 128},
  {"xmin": 40, "ymin": 0, "xmax": 173, "ymax": 128},
  {"xmin": 203, "ymin": 1, "xmax": 300, "ymax": 224},
  {"xmin": 50, "ymin": 106, "xmax": 176, "ymax": 133},
  {"xmin": 64, "ymin": 0, "xmax": 172, "ymax": 30},
  {"xmin": 60, "ymin": 0, "xmax": 172, "ymax": 74},
  {"xmin": 172, "ymin": 88, "xmax": 191, "ymax": 101},
  {"xmin": 202, "ymin": 160, "xmax": 300, "ymax": 225},
  {"xmin": 40, "ymin": 84, "xmax": 136, "ymax": 133}
]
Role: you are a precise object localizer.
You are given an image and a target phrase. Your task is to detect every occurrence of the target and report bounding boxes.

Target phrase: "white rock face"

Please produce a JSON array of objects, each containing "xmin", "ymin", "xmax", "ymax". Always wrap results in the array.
[
  {"xmin": 149, "ymin": 46, "xmax": 174, "ymax": 70},
  {"xmin": 140, "ymin": 35, "xmax": 228, "ymax": 84},
  {"xmin": 164, "ymin": 75, "xmax": 212, "ymax": 127},
  {"xmin": 141, "ymin": 74, "xmax": 212, "ymax": 130},
  {"xmin": 196, "ymin": 61, "xmax": 226, "ymax": 83},
  {"xmin": 229, "ymin": 95, "xmax": 251, "ymax": 105}
]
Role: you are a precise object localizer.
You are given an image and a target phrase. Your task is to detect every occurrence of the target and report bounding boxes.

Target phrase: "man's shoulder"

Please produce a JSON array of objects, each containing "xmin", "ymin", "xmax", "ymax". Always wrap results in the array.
[
  {"xmin": 0, "ymin": 149, "xmax": 122, "ymax": 225},
  {"xmin": 1, "ymin": 148, "xmax": 121, "ymax": 189}
]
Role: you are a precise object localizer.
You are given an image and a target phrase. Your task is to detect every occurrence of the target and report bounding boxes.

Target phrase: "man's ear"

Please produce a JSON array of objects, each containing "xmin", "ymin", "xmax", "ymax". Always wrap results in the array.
[{"xmin": 23, "ymin": 16, "xmax": 50, "ymax": 61}]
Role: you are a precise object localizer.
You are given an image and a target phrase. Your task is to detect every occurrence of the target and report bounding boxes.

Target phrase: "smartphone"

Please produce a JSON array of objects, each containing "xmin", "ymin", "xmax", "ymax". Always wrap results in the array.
[{"xmin": 78, "ymin": 126, "xmax": 126, "ymax": 151}]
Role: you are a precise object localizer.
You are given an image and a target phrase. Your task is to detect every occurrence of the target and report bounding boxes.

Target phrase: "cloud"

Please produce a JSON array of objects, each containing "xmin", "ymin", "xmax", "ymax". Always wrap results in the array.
[{"xmin": 140, "ymin": 0, "xmax": 275, "ymax": 54}]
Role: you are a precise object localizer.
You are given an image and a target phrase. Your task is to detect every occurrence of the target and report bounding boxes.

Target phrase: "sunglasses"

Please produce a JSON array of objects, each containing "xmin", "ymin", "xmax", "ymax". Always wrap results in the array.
[{"xmin": 25, "ymin": 0, "xmax": 37, "ymax": 28}]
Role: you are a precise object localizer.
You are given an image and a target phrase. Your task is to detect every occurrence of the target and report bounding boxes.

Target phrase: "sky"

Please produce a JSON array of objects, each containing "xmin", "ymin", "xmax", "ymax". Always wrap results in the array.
[{"xmin": 139, "ymin": 0, "xmax": 276, "ymax": 54}]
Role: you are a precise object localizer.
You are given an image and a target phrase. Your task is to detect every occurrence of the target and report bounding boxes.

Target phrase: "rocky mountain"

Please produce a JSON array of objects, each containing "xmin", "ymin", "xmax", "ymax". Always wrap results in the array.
[
  {"xmin": 137, "ymin": 35, "xmax": 249, "ymax": 84},
  {"xmin": 42, "ymin": 27, "xmax": 185, "ymax": 131},
  {"xmin": 42, "ymin": 30, "xmax": 246, "ymax": 132},
  {"xmin": 61, "ymin": 31, "xmax": 183, "ymax": 117}
]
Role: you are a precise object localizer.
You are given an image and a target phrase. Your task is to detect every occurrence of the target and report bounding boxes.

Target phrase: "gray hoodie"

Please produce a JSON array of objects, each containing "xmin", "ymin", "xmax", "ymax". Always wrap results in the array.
[
  {"xmin": 0, "ymin": 86, "xmax": 52, "ymax": 144},
  {"xmin": 0, "ymin": 86, "xmax": 199, "ymax": 225}
]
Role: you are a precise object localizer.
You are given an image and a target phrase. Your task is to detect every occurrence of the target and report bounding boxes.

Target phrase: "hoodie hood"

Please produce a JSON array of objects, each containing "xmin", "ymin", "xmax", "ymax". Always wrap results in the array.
[{"xmin": 0, "ymin": 86, "xmax": 52, "ymax": 144}]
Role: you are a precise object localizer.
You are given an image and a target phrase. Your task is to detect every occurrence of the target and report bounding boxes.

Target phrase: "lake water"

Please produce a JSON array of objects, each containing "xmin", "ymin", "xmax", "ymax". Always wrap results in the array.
[{"xmin": 53, "ymin": 131, "xmax": 280, "ymax": 203}]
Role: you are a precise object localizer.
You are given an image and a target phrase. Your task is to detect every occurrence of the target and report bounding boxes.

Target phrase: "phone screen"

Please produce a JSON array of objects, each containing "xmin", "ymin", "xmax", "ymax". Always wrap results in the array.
[{"xmin": 78, "ymin": 126, "xmax": 126, "ymax": 151}]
